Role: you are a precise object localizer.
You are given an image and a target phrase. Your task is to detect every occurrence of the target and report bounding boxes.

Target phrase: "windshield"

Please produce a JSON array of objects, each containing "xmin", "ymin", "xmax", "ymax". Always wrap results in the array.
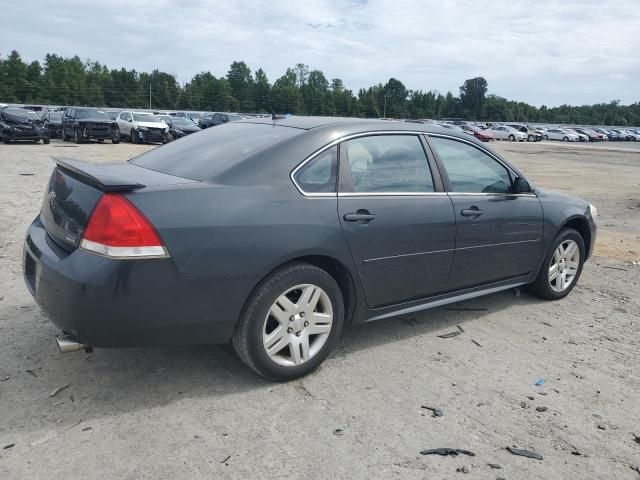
[
  {"xmin": 133, "ymin": 113, "xmax": 162, "ymax": 122},
  {"xmin": 48, "ymin": 112, "xmax": 63, "ymax": 121},
  {"xmin": 171, "ymin": 117, "xmax": 197, "ymax": 126},
  {"xmin": 1, "ymin": 107, "xmax": 41, "ymax": 122},
  {"xmin": 76, "ymin": 109, "xmax": 111, "ymax": 120},
  {"xmin": 131, "ymin": 123, "xmax": 302, "ymax": 181},
  {"xmin": 187, "ymin": 113, "xmax": 203, "ymax": 120}
]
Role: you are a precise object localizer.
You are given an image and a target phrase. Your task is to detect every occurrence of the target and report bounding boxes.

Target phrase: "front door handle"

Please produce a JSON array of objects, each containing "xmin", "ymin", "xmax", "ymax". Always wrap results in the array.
[
  {"xmin": 461, "ymin": 207, "xmax": 484, "ymax": 217},
  {"xmin": 344, "ymin": 210, "xmax": 376, "ymax": 223}
]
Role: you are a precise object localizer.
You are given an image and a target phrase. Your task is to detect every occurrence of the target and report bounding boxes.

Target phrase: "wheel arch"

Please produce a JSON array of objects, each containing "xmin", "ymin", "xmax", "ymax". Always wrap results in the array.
[
  {"xmin": 560, "ymin": 215, "xmax": 592, "ymax": 257},
  {"xmin": 240, "ymin": 254, "xmax": 360, "ymax": 329}
]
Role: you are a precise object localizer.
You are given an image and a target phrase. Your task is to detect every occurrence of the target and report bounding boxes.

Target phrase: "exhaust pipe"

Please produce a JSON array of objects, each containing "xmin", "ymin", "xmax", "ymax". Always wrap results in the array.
[{"xmin": 56, "ymin": 334, "xmax": 90, "ymax": 353}]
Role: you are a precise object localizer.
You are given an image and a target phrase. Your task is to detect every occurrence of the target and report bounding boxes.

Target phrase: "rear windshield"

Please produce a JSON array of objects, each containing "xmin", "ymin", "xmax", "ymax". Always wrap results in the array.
[{"xmin": 130, "ymin": 122, "xmax": 302, "ymax": 181}]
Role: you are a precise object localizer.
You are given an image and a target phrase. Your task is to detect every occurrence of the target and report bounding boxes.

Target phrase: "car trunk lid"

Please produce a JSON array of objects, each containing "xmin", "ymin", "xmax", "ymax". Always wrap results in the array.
[{"xmin": 40, "ymin": 158, "xmax": 197, "ymax": 252}]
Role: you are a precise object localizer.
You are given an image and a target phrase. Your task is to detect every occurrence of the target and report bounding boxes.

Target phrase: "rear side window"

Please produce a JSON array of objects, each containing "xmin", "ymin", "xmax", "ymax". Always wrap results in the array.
[
  {"xmin": 131, "ymin": 123, "xmax": 302, "ymax": 181},
  {"xmin": 293, "ymin": 146, "xmax": 337, "ymax": 194},
  {"xmin": 429, "ymin": 136, "xmax": 512, "ymax": 193},
  {"xmin": 343, "ymin": 135, "xmax": 435, "ymax": 193}
]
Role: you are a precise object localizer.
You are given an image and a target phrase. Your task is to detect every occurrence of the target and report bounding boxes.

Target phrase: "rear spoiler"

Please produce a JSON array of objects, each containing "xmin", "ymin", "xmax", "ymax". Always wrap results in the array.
[{"xmin": 53, "ymin": 157, "xmax": 145, "ymax": 192}]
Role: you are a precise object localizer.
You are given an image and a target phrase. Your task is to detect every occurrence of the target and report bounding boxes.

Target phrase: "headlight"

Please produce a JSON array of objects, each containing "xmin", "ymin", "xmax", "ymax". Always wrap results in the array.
[
  {"xmin": 589, "ymin": 203, "xmax": 598, "ymax": 219},
  {"xmin": 164, "ymin": 127, "xmax": 169, "ymax": 133}
]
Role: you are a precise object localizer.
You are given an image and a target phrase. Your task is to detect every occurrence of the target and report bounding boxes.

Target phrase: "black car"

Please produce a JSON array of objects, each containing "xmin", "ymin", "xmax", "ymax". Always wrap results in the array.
[
  {"xmin": 61, "ymin": 107, "xmax": 121, "ymax": 144},
  {"xmin": 0, "ymin": 107, "xmax": 50, "ymax": 144},
  {"xmin": 572, "ymin": 128, "xmax": 600, "ymax": 142},
  {"xmin": 42, "ymin": 111, "xmax": 64, "ymax": 138},
  {"xmin": 161, "ymin": 116, "xmax": 202, "ymax": 140},
  {"xmin": 199, "ymin": 112, "xmax": 248, "ymax": 128},
  {"xmin": 23, "ymin": 117, "xmax": 597, "ymax": 381}
]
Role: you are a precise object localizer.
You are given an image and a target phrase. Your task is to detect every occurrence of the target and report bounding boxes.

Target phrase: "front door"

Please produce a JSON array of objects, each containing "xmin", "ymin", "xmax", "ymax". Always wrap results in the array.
[
  {"xmin": 337, "ymin": 134, "xmax": 456, "ymax": 308},
  {"xmin": 428, "ymin": 135, "xmax": 543, "ymax": 291}
]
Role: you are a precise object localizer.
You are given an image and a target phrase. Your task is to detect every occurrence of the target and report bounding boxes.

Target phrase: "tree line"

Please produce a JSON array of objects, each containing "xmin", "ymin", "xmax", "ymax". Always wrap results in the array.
[{"xmin": 1, "ymin": 50, "xmax": 638, "ymax": 125}]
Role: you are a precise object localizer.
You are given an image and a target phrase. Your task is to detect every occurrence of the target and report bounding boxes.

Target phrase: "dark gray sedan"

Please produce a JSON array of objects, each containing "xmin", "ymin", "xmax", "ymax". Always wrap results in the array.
[{"xmin": 23, "ymin": 117, "xmax": 597, "ymax": 380}]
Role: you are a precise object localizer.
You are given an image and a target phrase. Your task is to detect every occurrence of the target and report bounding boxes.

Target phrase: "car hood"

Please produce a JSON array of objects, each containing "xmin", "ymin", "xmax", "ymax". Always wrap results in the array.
[
  {"xmin": 173, "ymin": 125, "xmax": 201, "ymax": 132},
  {"xmin": 77, "ymin": 117, "xmax": 114, "ymax": 124},
  {"xmin": 136, "ymin": 121, "xmax": 167, "ymax": 129}
]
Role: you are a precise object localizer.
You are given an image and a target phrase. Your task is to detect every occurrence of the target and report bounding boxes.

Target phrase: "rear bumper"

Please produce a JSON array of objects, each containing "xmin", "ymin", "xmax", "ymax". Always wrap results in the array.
[{"xmin": 23, "ymin": 216, "xmax": 258, "ymax": 348}]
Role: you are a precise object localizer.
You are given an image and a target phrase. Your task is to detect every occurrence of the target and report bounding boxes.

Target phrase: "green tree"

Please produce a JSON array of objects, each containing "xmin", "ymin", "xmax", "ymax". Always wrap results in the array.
[{"xmin": 459, "ymin": 76, "xmax": 488, "ymax": 120}]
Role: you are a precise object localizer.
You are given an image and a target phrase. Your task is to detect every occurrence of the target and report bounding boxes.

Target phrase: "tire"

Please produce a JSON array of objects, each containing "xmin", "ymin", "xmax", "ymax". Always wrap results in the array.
[
  {"xmin": 543, "ymin": 135, "xmax": 548, "ymax": 141},
  {"xmin": 112, "ymin": 137, "xmax": 120, "ymax": 144},
  {"xmin": 508, "ymin": 134, "xmax": 515, "ymax": 142},
  {"xmin": 530, "ymin": 228, "xmax": 585, "ymax": 301},
  {"xmin": 43, "ymin": 137, "xmax": 50, "ymax": 145},
  {"xmin": 563, "ymin": 136, "xmax": 569, "ymax": 142},
  {"xmin": 33, "ymin": 139, "xmax": 40, "ymax": 143},
  {"xmin": 131, "ymin": 129, "xmax": 137, "ymax": 144},
  {"xmin": 3, "ymin": 136, "xmax": 10, "ymax": 144},
  {"xmin": 527, "ymin": 135, "xmax": 534, "ymax": 142},
  {"xmin": 74, "ymin": 128, "xmax": 82, "ymax": 144},
  {"xmin": 233, "ymin": 263, "xmax": 345, "ymax": 381}
]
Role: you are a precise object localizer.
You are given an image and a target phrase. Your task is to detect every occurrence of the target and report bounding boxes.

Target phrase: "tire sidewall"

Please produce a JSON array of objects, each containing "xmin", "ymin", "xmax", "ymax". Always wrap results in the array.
[
  {"xmin": 240, "ymin": 264, "xmax": 344, "ymax": 381},
  {"xmin": 537, "ymin": 229, "xmax": 586, "ymax": 300}
]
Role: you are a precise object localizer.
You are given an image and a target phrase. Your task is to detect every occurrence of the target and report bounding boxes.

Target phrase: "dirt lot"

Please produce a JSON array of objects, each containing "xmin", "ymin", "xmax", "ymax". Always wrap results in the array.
[{"xmin": 0, "ymin": 139, "xmax": 639, "ymax": 479}]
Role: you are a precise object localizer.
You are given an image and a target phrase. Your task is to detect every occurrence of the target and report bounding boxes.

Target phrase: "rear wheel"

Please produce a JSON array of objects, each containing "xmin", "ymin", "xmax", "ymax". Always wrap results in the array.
[
  {"xmin": 527, "ymin": 135, "xmax": 534, "ymax": 142},
  {"xmin": 563, "ymin": 136, "xmax": 569, "ymax": 142},
  {"xmin": 233, "ymin": 263, "xmax": 344, "ymax": 381},
  {"xmin": 530, "ymin": 228, "xmax": 585, "ymax": 300}
]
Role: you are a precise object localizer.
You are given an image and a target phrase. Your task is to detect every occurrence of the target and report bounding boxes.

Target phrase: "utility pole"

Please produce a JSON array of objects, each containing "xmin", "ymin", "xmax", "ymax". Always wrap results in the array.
[
  {"xmin": 149, "ymin": 81, "xmax": 151, "ymax": 110},
  {"xmin": 383, "ymin": 95, "xmax": 388, "ymax": 117}
]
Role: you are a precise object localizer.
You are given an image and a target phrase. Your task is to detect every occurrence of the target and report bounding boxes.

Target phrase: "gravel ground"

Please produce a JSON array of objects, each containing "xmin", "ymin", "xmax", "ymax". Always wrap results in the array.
[{"xmin": 0, "ymin": 139, "xmax": 639, "ymax": 479}]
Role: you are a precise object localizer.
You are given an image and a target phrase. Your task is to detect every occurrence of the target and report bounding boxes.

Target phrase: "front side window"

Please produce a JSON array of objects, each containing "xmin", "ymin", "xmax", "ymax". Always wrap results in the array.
[
  {"xmin": 293, "ymin": 146, "xmax": 337, "ymax": 194},
  {"xmin": 429, "ymin": 136, "xmax": 512, "ymax": 194},
  {"xmin": 343, "ymin": 135, "xmax": 435, "ymax": 193}
]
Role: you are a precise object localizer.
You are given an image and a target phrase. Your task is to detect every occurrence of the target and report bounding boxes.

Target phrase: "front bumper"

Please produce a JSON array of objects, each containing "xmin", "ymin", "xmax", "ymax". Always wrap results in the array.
[
  {"xmin": 80, "ymin": 125, "xmax": 117, "ymax": 140},
  {"xmin": 138, "ymin": 128, "xmax": 166, "ymax": 143},
  {"xmin": 5, "ymin": 130, "xmax": 48, "ymax": 141},
  {"xmin": 23, "ymin": 216, "xmax": 255, "ymax": 348}
]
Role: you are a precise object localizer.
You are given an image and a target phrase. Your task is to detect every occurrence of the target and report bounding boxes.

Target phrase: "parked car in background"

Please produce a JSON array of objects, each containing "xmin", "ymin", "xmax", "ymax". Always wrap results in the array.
[
  {"xmin": 172, "ymin": 111, "xmax": 206, "ymax": 123},
  {"xmin": 104, "ymin": 110, "xmax": 121, "ymax": 121},
  {"xmin": 199, "ymin": 112, "xmax": 249, "ymax": 128},
  {"xmin": 565, "ymin": 128, "xmax": 589, "ymax": 142},
  {"xmin": 0, "ymin": 106, "xmax": 50, "ymax": 144},
  {"xmin": 157, "ymin": 115, "xmax": 202, "ymax": 141},
  {"xmin": 460, "ymin": 124, "xmax": 493, "ymax": 142},
  {"xmin": 543, "ymin": 128, "xmax": 579, "ymax": 142},
  {"xmin": 595, "ymin": 128, "xmax": 619, "ymax": 141},
  {"xmin": 610, "ymin": 128, "xmax": 637, "ymax": 141},
  {"xmin": 42, "ymin": 111, "xmax": 64, "ymax": 138},
  {"xmin": 571, "ymin": 128, "xmax": 600, "ymax": 142},
  {"xmin": 117, "ymin": 111, "xmax": 169, "ymax": 144},
  {"xmin": 61, "ymin": 108, "xmax": 120, "ymax": 144},
  {"xmin": 23, "ymin": 117, "xmax": 597, "ymax": 381},
  {"xmin": 489, "ymin": 125, "xmax": 526, "ymax": 141},
  {"xmin": 506, "ymin": 124, "xmax": 543, "ymax": 142}
]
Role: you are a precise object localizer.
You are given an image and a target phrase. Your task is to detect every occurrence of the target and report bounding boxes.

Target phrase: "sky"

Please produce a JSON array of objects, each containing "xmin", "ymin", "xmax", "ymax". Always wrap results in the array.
[{"xmin": 2, "ymin": 0, "xmax": 639, "ymax": 107}]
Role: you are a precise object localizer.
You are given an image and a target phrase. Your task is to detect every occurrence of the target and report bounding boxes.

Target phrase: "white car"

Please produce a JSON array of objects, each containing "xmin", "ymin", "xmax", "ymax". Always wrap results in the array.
[
  {"xmin": 543, "ymin": 128, "xmax": 579, "ymax": 142},
  {"xmin": 565, "ymin": 128, "xmax": 589, "ymax": 142},
  {"xmin": 489, "ymin": 125, "xmax": 527, "ymax": 141},
  {"xmin": 117, "ymin": 111, "xmax": 170, "ymax": 144}
]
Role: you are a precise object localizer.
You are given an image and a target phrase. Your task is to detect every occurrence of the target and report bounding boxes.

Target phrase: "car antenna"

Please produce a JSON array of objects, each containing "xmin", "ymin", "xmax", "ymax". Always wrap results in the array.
[{"xmin": 271, "ymin": 109, "xmax": 286, "ymax": 121}]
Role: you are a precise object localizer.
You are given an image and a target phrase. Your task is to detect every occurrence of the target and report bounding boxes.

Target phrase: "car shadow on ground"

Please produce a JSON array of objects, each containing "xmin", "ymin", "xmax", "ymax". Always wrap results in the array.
[{"xmin": 5, "ymin": 288, "xmax": 547, "ymax": 425}]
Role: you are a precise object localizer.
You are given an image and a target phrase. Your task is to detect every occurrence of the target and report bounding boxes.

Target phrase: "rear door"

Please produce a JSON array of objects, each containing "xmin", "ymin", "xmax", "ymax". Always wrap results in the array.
[
  {"xmin": 427, "ymin": 134, "xmax": 543, "ymax": 291},
  {"xmin": 337, "ymin": 133, "xmax": 456, "ymax": 308}
]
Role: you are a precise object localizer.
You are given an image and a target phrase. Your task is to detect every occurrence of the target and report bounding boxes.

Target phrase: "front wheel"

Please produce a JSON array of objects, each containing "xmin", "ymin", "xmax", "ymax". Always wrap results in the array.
[
  {"xmin": 508, "ymin": 134, "xmax": 515, "ymax": 142},
  {"xmin": 43, "ymin": 137, "xmax": 50, "ymax": 144},
  {"xmin": 74, "ymin": 128, "xmax": 82, "ymax": 144},
  {"xmin": 530, "ymin": 228, "xmax": 585, "ymax": 300},
  {"xmin": 563, "ymin": 136, "xmax": 569, "ymax": 142},
  {"xmin": 527, "ymin": 135, "xmax": 534, "ymax": 142},
  {"xmin": 233, "ymin": 263, "xmax": 344, "ymax": 381},
  {"xmin": 131, "ymin": 129, "xmax": 137, "ymax": 144}
]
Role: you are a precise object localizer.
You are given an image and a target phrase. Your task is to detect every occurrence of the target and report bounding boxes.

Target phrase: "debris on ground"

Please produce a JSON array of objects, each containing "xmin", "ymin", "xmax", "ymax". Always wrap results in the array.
[
  {"xmin": 438, "ymin": 331, "xmax": 461, "ymax": 339},
  {"xmin": 471, "ymin": 339, "xmax": 483, "ymax": 348},
  {"xmin": 521, "ymin": 401, "xmax": 530, "ymax": 409},
  {"xmin": 48, "ymin": 384, "xmax": 70, "ymax": 398},
  {"xmin": 457, "ymin": 324, "xmax": 465, "ymax": 333},
  {"xmin": 535, "ymin": 378, "xmax": 545, "ymax": 386},
  {"xmin": 1, "ymin": 376, "xmax": 9, "ymax": 382},
  {"xmin": 420, "ymin": 448, "xmax": 475, "ymax": 457},
  {"xmin": 3, "ymin": 444, "xmax": 15, "ymax": 450},
  {"xmin": 633, "ymin": 434, "xmax": 640, "ymax": 445},
  {"xmin": 542, "ymin": 321, "xmax": 553, "ymax": 327},
  {"xmin": 456, "ymin": 465, "xmax": 470, "ymax": 473},
  {"xmin": 597, "ymin": 424, "xmax": 606, "ymax": 430},
  {"xmin": 506, "ymin": 446, "xmax": 543, "ymax": 460},
  {"xmin": 333, "ymin": 428, "xmax": 344, "ymax": 436},
  {"xmin": 26, "ymin": 369, "xmax": 37, "ymax": 377},
  {"xmin": 536, "ymin": 406, "xmax": 548, "ymax": 412},
  {"xmin": 81, "ymin": 427, "xmax": 92, "ymax": 432},
  {"xmin": 527, "ymin": 396, "xmax": 535, "ymax": 400},
  {"xmin": 421, "ymin": 405, "xmax": 444, "ymax": 417},
  {"xmin": 220, "ymin": 455, "xmax": 231, "ymax": 464},
  {"xmin": 488, "ymin": 463, "xmax": 502, "ymax": 469}
]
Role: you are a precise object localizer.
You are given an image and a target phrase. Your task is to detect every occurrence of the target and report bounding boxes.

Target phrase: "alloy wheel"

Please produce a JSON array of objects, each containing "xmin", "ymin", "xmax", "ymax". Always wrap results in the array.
[
  {"xmin": 262, "ymin": 284, "xmax": 333, "ymax": 367},
  {"xmin": 548, "ymin": 239, "xmax": 580, "ymax": 292}
]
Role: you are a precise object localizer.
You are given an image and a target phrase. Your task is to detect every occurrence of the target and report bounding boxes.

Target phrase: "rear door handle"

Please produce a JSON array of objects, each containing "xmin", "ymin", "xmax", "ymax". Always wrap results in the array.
[
  {"xmin": 461, "ymin": 208, "xmax": 483, "ymax": 217},
  {"xmin": 344, "ymin": 211, "xmax": 376, "ymax": 223}
]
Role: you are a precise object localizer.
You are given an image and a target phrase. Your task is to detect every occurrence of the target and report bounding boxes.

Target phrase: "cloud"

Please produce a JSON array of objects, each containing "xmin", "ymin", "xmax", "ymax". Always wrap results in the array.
[{"xmin": 1, "ymin": 0, "xmax": 639, "ymax": 106}]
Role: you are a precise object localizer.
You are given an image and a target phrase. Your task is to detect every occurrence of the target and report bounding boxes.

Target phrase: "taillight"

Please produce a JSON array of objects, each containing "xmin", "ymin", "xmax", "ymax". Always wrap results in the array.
[{"xmin": 80, "ymin": 193, "xmax": 169, "ymax": 259}]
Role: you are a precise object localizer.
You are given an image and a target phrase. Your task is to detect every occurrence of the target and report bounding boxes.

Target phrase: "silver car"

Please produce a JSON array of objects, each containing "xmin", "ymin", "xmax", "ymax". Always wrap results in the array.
[
  {"xmin": 543, "ymin": 128, "xmax": 579, "ymax": 142},
  {"xmin": 489, "ymin": 125, "xmax": 527, "ymax": 141}
]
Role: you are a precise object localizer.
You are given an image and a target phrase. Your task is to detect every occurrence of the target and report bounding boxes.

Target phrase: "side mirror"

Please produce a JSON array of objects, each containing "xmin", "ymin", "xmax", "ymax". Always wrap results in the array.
[{"xmin": 513, "ymin": 177, "xmax": 532, "ymax": 194}]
